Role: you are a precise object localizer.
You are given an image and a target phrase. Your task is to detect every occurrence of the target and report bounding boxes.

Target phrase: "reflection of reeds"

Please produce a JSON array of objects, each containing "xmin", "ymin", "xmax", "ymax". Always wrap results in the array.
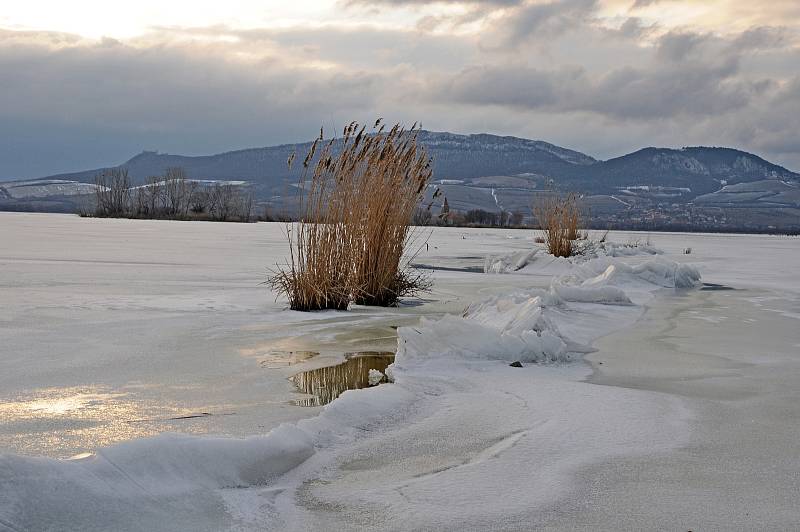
[
  {"xmin": 268, "ymin": 120, "xmax": 432, "ymax": 311},
  {"xmin": 290, "ymin": 353, "xmax": 395, "ymax": 406},
  {"xmin": 533, "ymin": 192, "xmax": 581, "ymax": 257}
]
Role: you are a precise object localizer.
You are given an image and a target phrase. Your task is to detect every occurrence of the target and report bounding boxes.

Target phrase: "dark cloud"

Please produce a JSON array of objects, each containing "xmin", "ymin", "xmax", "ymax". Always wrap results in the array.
[
  {"xmin": 735, "ymin": 76, "xmax": 800, "ymax": 156},
  {"xmin": 436, "ymin": 55, "xmax": 758, "ymax": 120},
  {"xmin": 440, "ymin": 64, "xmax": 581, "ymax": 108},
  {"xmin": 0, "ymin": 29, "xmax": 406, "ymax": 178},
  {"xmin": 656, "ymin": 31, "xmax": 708, "ymax": 61},
  {"xmin": 505, "ymin": 0, "xmax": 598, "ymax": 45},
  {"xmin": 477, "ymin": 0, "xmax": 599, "ymax": 48},
  {"xmin": 615, "ymin": 17, "xmax": 656, "ymax": 39},
  {"xmin": 1, "ymin": 7, "xmax": 800, "ymax": 179},
  {"xmin": 437, "ymin": 24, "xmax": 795, "ymax": 123},
  {"xmin": 732, "ymin": 26, "xmax": 792, "ymax": 51}
]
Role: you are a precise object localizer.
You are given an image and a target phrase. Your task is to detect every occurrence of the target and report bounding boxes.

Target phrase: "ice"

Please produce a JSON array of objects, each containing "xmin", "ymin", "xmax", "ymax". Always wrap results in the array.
[
  {"xmin": 0, "ymin": 218, "xmax": 700, "ymax": 529},
  {"xmin": 484, "ymin": 238, "xmax": 665, "ymax": 274},
  {"xmin": 573, "ymin": 258, "xmax": 702, "ymax": 290},
  {"xmin": 397, "ymin": 311, "xmax": 569, "ymax": 364},
  {"xmin": 399, "ymin": 254, "xmax": 698, "ymax": 366},
  {"xmin": 367, "ymin": 369, "xmax": 384, "ymax": 386},
  {"xmin": 484, "ymin": 248, "xmax": 540, "ymax": 273},
  {"xmin": 2, "ymin": 214, "xmax": 798, "ymax": 531}
]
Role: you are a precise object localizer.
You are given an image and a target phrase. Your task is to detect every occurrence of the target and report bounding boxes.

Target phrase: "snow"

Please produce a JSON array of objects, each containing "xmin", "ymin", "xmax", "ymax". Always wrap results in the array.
[
  {"xmin": 367, "ymin": 369, "xmax": 384, "ymax": 386},
  {"xmin": 1, "ymin": 213, "xmax": 799, "ymax": 530},
  {"xmin": 132, "ymin": 179, "xmax": 248, "ymax": 189},
  {"xmin": 2, "ymin": 180, "xmax": 99, "ymax": 198}
]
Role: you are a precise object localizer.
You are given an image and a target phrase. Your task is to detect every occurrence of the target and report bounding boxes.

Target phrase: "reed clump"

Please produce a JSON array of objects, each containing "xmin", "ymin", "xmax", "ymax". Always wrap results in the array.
[
  {"xmin": 268, "ymin": 120, "xmax": 433, "ymax": 311},
  {"xmin": 533, "ymin": 192, "xmax": 581, "ymax": 257}
]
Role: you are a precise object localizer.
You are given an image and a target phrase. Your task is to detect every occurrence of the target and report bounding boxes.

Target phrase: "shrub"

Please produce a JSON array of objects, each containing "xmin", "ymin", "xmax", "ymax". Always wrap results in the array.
[
  {"xmin": 533, "ymin": 192, "xmax": 581, "ymax": 257},
  {"xmin": 268, "ymin": 120, "xmax": 432, "ymax": 311}
]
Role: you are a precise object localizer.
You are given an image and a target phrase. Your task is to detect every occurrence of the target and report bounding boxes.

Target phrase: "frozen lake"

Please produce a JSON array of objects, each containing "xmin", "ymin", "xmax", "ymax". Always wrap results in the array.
[
  {"xmin": 1, "ymin": 212, "xmax": 799, "ymax": 530},
  {"xmin": 0, "ymin": 213, "xmax": 544, "ymax": 457}
]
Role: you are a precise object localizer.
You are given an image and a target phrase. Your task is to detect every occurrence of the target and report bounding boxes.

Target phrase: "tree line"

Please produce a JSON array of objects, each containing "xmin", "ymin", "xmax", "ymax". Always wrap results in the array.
[
  {"xmin": 413, "ymin": 206, "xmax": 526, "ymax": 227},
  {"xmin": 90, "ymin": 167, "xmax": 254, "ymax": 222}
]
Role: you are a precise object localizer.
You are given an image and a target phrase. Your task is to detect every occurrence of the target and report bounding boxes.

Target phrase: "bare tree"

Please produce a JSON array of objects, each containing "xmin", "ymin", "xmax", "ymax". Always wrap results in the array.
[
  {"xmin": 132, "ymin": 175, "xmax": 163, "ymax": 217},
  {"xmin": 90, "ymin": 166, "xmax": 253, "ymax": 223},
  {"xmin": 95, "ymin": 168, "xmax": 131, "ymax": 216},
  {"xmin": 162, "ymin": 167, "xmax": 194, "ymax": 218},
  {"xmin": 212, "ymin": 184, "xmax": 239, "ymax": 221},
  {"xmin": 238, "ymin": 192, "xmax": 253, "ymax": 222},
  {"xmin": 499, "ymin": 210, "xmax": 509, "ymax": 227},
  {"xmin": 190, "ymin": 188, "xmax": 209, "ymax": 215}
]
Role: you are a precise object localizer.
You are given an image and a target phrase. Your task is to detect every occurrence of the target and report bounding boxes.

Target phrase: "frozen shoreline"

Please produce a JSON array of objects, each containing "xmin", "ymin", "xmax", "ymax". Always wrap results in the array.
[{"xmin": 1, "ymin": 213, "xmax": 799, "ymax": 530}]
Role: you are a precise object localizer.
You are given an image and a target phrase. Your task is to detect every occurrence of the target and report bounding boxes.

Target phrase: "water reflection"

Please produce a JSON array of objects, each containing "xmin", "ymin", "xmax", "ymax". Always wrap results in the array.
[{"xmin": 289, "ymin": 352, "xmax": 395, "ymax": 407}]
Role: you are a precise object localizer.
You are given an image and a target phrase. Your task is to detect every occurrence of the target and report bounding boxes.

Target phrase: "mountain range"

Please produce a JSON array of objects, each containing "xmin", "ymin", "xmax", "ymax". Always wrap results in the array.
[{"xmin": 2, "ymin": 131, "xmax": 799, "ymax": 230}]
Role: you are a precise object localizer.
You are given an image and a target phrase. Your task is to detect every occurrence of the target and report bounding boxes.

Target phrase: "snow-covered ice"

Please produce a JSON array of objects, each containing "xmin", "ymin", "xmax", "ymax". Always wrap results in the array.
[{"xmin": 1, "ymin": 213, "xmax": 799, "ymax": 531}]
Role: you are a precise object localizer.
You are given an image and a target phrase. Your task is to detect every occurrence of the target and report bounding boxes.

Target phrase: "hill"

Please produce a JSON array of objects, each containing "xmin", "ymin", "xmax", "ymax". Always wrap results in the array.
[{"xmin": 3, "ymin": 132, "xmax": 799, "ymax": 231}]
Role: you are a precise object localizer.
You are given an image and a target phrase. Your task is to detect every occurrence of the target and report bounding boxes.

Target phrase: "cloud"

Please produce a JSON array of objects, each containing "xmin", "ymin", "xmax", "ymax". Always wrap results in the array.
[
  {"xmin": 656, "ymin": 30, "xmax": 708, "ymax": 61},
  {"xmin": 615, "ymin": 17, "xmax": 657, "ymax": 39},
  {"xmin": 343, "ymin": 0, "xmax": 522, "ymax": 6},
  {"xmin": 435, "ymin": 59, "xmax": 758, "ymax": 120},
  {"xmin": 343, "ymin": 0, "xmax": 525, "ymax": 31},
  {"xmin": 499, "ymin": 0, "xmax": 599, "ymax": 46},
  {"xmin": 1, "ymin": 1, "xmax": 800, "ymax": 179},
  {"xmin": 0, "ymin": 28, "xmax": 413, "ymax": 177},
  {"xmin": 732, "ymin": 26, "xmax": 793, "ymax": 51},
  {"xmin": 631, "ymin": 0, "xmax": 658, "ymax": 8}
]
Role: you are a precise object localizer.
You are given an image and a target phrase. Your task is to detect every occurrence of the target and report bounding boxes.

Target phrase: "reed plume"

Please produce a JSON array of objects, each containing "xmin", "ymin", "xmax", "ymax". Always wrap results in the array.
[{"xmin": 268, "ymin": 120, "xmax": 432, "ymax": 311}]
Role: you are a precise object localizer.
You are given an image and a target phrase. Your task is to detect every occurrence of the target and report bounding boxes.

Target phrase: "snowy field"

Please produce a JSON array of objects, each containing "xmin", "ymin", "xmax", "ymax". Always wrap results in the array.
[{"xmin": 1, "ymin": 212, "xmax": 799, "ymax": 531}]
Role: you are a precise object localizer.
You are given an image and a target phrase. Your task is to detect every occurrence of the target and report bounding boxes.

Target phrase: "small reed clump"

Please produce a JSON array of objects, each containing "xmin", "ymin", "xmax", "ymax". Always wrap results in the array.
[
  {"xmin": 533, "ymin": 192, "xmax": 581, "ymax": 257},
  {"xmin": 268, "ymin": 120, "xmax": 433, "ymax": 311}
]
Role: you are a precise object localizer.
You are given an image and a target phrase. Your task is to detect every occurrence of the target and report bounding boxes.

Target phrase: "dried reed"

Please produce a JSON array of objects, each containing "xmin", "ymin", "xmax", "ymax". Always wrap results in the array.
[
  {"xmin": 533, "ymin": 192, "xmax": 581, "ymax": 257},
  {"xmin": 268, "ymin": 120, "xmax": 433, "ymax": 311}
]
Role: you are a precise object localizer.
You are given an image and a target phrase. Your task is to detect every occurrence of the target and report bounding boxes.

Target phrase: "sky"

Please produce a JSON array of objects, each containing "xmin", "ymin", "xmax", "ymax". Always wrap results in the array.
[{"xmin": 1, "ymin": 0, "xmax": 799, "ymax": 179}]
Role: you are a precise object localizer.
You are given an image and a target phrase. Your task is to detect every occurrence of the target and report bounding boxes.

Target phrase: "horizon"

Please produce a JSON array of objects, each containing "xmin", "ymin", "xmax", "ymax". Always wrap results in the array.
[{"xmin": 1, "ymin": 0, "xmax": 799, "ymax": 179}]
